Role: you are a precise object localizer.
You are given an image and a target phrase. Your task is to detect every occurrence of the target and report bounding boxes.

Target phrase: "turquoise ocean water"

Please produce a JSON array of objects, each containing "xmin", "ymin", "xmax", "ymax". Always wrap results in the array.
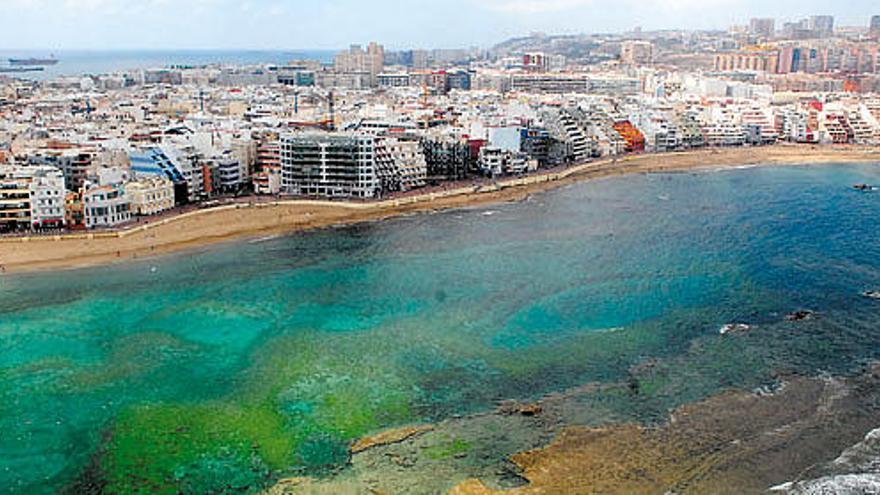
[{"xmin": 2, "ymin": 163, "xmax": 880, "ymax": 493}]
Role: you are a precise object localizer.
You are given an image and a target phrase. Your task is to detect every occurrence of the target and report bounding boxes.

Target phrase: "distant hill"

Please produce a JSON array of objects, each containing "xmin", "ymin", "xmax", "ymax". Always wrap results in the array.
[{"xmin": 491, "ymin": 33, "xmax": 605, "ymax": 58}]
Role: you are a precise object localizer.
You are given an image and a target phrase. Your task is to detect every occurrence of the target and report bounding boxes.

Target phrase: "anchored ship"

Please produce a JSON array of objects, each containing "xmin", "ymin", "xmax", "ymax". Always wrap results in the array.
[
  {"xmin": 0, "ymin": 66, "xmax": 45, "ymax": 73},
  {"xmin": 8, "ymin": 57, "xmax": 59, "ymax": 66}
]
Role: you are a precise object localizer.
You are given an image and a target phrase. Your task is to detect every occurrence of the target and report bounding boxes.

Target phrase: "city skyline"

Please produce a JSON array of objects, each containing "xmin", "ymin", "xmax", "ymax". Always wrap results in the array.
[{"xmin": 2, "ymin": 0, "xmax": 878, "ymax": 50}]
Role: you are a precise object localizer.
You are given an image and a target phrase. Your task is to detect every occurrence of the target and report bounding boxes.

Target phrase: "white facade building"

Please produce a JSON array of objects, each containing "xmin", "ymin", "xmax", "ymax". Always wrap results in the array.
[
  {"xmin": 0, "ymin": 165, "xmax": 66, "ymax": 230},
  {"xmin": 216, "ymin": 154, "xmax": 249, "ymax": 193},
  {"xmin": 28, "ymin": 166, "xmax": 66, "ymax": 228},
  {"xmin": 83, "ymin": 183, "xmax": 131, "ymax": 228}
]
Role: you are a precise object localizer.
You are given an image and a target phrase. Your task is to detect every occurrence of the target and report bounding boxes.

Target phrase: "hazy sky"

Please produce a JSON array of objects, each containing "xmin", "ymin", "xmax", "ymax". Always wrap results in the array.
[{"xmin": 2, "ymin": 0, "xmax": 877, "ymax": 50}]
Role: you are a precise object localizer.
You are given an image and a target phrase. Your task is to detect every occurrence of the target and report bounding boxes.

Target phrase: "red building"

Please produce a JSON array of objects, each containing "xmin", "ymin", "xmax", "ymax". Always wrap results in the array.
[{"xmin": 613, "ymin": 121, "xmax": 646, "ymax": 152}]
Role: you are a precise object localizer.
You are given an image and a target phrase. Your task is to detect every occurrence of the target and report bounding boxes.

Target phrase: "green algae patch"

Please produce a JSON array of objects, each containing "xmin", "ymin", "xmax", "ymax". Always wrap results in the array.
[
  {"xmin": 243, "ymin": 332, "xmax": 418, "ymax": 440},
  {"xmin": 103, "ymin": 403, "xmax": 294, "ymax": 494},
  {"xmin": 425, "ymin": 437, "xmax": 472, "ymax": 460},
  {"xmin": 96, "ymin": 330, "xmax": 426, "ymax": 493},
  {"xmin": 309, "ymin": 382, "xmax": 413, "ymax": 439}
]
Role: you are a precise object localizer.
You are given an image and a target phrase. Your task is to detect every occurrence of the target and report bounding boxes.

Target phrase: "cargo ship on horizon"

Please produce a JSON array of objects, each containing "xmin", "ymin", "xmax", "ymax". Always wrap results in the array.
[
  {"xmin": 0, "ymin": 66, "xmax": 45, "ymax": 73},
  {"xmin": 8, "ymin": 56, "xmax": 59, "ymax": 66}
]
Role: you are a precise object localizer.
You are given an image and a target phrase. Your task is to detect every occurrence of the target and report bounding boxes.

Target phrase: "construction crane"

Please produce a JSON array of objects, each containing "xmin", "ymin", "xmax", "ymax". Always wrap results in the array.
[
  {"xmin": 421, "ymin": 84, "xmax": 430, "ymax": 107},
  {"xmin": 327, "ymin": 90, "xmax": 335, "ymax": 131},
  {"xmin": 288, "ymin": 89, "xmax": 336, "ymax": 131}
]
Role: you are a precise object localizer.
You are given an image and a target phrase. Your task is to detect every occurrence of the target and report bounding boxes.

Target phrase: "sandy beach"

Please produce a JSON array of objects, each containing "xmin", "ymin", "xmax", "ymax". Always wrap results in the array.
[{"xmin": 2, "ymin": 144, "xmax": 878, "ymax": 273}]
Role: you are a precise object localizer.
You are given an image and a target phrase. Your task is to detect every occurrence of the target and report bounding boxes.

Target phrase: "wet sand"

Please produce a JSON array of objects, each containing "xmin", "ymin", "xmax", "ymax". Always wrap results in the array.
[{"xmin": 1, "ymin": 145, "xmax": 878, "ymax": 273}]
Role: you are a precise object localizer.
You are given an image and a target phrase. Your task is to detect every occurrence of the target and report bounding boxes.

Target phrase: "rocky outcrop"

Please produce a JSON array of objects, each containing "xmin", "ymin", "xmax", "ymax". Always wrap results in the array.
[
  {"xmin": 350, "ymin": 424, "xmax": 434, "ymax": 454},
  {"xmin": 451, "ymin": 370, "xmax": 880, "ymax": 494}
]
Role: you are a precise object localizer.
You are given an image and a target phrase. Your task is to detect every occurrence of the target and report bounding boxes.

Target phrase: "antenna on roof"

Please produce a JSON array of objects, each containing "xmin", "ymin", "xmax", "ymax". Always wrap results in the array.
[{"xmin": 328, "ymin": 90, "xmax": 335, "ymax": 131}]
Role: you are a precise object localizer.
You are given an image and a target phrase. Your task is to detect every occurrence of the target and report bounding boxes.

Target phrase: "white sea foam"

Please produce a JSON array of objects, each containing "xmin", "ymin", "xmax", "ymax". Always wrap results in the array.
[
  {"xmin": 771, "ymin": 427, "xmax": 880, "ymax": 493},
  {"xmin": 720, "ymin": 323, "xmax": 751, "ymax": 335},
  {"xmin": 771, "ymin": 474, "xmax": 880, "ymax": 494},
  {"xmin": 249, "ymin": 234, "xmax": 280, "ymax": 244}
]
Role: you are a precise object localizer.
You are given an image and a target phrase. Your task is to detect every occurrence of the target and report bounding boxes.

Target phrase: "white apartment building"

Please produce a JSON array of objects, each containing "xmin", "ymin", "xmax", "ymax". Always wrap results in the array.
[
  {"xmin": 704, "ymin": 122, "xmax": 747, "ymax": 146},
  {"xmin": 0, "ymin": 165, "xmax": 66, "ymax": 230},
  {"xmin": 633, "ymin": 112, "xmax": 681, "ymax": 152},
  {"xmin": 160, "ymin": 144, "xmax": 205, "ymax": 202},
  {"xmin": 479, "ymin": 147, "xmax": 505, "ymax": 176},
  {"xmin": 28, "ymin": 166, "xmax": 66, "ymax": 228},
  {"xmin": 781, "ymin": 109, "xmax": 817, "ymax": 143},
  {"xmin": 216, "ymin": 154, "xmax": 249, "ymax": 193},
  {"xmin": 542, "ymin": 108, "xmax": 593, "ymax": 161},
  {"xmin": 479, "ymin": 147, "xmax": 534, "ymax": 176},
  {"xmin": 846, "ymin": 111, "xmax": 878, "ymax": 144},
  {"xmin": 83, "ymin": 183, "xmax": 131, "ymax": 228}
]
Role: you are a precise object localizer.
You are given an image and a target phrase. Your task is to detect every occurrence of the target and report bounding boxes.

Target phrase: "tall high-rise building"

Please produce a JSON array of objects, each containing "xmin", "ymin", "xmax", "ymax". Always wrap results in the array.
[
  {"xmin": 334, "ymin": 42, "xmax": 385, "ymax": 87},
  {"xmin": 871, "ymin": 15, "xmax": 880, "ymax": 37},
  {"xmin": 782, "ymin": 20, "xmax": 813, "ymax": 40},
  {"xmin": 367, "ymin": 42, "xmax": 384, "ymax": 75},
  {"xmin": 749, "ymin": 18, "xmax": 776, "ymax": 38},
  {"xmin": 410, "ymin": 49, "xmax": 429, "ymax": 69},
  {"xmin": 808, "ymin": 15, "xmax": 834, "ymax": 37}
]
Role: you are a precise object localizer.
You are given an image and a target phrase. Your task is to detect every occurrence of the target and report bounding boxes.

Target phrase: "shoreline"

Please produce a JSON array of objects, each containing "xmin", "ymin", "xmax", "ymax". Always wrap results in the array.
[{"xmin": 2, "ymin": 144, "xmax": 878, "ymax": 274}]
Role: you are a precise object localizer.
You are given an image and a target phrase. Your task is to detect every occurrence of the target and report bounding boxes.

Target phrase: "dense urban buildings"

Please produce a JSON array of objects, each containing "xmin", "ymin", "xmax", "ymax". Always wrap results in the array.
[{"xmin": 1, "ymin": 15, "xmax": 880, "ymax": 233}]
